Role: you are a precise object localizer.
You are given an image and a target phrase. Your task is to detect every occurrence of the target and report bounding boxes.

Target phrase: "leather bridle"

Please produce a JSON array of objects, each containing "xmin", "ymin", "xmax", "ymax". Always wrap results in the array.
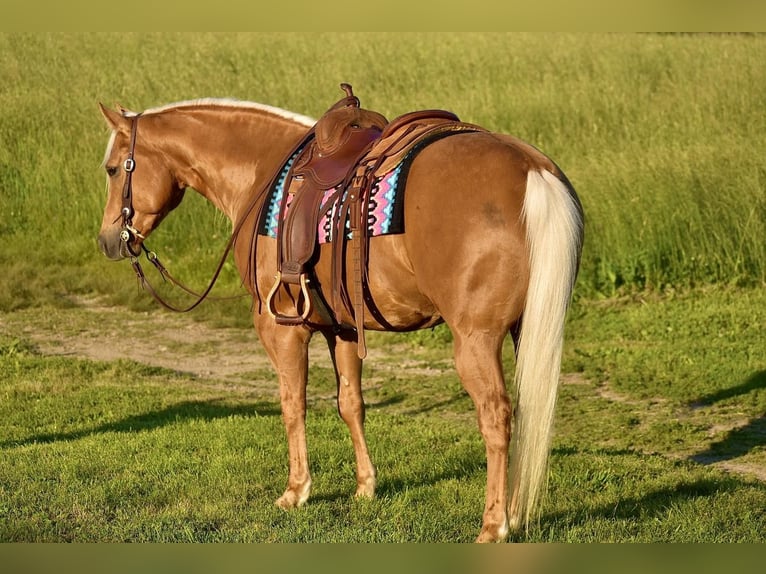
[
  {"xmin": 118, "ymin": 113, "xmax": 145, "ymax": 256},
  {"xmin": 114, "ymin": 113, "xmax": 247, "ymax": 312}
]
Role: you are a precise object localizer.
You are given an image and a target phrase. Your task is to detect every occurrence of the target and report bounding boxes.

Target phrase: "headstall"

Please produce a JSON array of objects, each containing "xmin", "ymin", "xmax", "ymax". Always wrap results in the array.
[
  {"xmin": 118, "ymin": 113, "xmax": 144, "ymax": 255},
  {"xmin": 114, "ymin": 113, "xmax": 246, "ymax": 312}
]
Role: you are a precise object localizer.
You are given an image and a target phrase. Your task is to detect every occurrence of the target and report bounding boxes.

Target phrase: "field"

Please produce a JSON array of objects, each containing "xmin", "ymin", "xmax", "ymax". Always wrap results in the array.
[{"xmin": 1, "ymin": 33, "xmax": 765, "ymax": 542}]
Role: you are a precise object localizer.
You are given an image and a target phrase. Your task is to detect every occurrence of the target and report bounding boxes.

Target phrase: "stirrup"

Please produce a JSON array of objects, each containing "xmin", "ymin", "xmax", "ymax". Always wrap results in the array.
[{"xmin": 265, "ymin": 272, "xmax": 313, "ymax": 325}]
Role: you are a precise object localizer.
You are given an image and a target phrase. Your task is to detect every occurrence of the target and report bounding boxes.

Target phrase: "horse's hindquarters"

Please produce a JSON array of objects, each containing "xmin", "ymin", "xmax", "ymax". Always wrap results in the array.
[{"xmin": 397, "ymin": 131, "xmax": 538, "ymax": 333}]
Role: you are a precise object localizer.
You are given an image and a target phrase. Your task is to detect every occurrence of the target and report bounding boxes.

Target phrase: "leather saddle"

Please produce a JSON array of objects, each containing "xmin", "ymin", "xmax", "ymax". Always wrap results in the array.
[
  {"xmin": 277, "ymin": 84, "xmax": 388, "ymax": 285},
  {"xmin": 264, "ymin": 83, "xmax": 484, "ymax": 357}
]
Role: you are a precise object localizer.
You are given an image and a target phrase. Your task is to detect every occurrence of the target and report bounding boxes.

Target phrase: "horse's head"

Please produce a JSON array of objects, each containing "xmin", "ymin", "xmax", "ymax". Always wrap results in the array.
[{"xmin": 97, "ymin": 104, "xmax": 186, "ymax": 260}]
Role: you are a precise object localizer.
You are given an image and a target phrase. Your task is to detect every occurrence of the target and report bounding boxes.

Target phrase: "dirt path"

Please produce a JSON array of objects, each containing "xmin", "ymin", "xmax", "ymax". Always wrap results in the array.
[
  {"xmin": 0, "ymin": 295, "xmax": 376, "ymax": 388},
  {"xmin": 2, "ymin": 296, "xmax": 764, "ymax": 483},
  {"xmin": 1, "ymin": 297, "xmax": 266, "ymax": 378}
]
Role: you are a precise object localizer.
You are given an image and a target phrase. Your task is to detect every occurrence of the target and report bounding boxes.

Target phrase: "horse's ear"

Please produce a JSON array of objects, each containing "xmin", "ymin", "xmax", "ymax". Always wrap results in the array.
[{"xmin": 99, "ymin": 102, "xmax": 125, "ymax": 130}]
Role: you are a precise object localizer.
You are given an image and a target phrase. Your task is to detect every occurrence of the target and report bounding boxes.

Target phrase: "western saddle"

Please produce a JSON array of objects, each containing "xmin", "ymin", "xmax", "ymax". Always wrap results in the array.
[{"xmin": 262, "ymin": 83, "xmax": 484, "ymax": 357}]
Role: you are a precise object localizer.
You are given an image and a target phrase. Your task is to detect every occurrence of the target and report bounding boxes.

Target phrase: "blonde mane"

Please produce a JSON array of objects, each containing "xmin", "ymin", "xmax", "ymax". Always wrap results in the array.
[
  {"xmin": 141, "ymin": 98, "xmax": 316, "ymax": 127},
  {"xmin": 102, "ymin": 98, "xmax": 316, "ymax": 166}
]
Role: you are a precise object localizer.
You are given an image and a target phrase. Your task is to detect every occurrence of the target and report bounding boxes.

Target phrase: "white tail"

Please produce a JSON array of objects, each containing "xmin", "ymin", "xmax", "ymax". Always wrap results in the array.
[{"xmin": 509, "ymin": 169, "xmax": 583, "ymax": 531}]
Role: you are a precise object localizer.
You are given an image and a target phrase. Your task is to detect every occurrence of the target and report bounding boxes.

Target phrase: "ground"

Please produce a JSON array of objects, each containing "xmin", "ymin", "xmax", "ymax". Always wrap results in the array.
[{"xmin": 1, "ymin": 294, "xmax": 764, "ymax": 483}]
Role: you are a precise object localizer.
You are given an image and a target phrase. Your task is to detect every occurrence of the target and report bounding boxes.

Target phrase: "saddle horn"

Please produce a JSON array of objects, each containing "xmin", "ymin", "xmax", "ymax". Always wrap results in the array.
[
  {"xmin": 340, "ymin": 83, "xmax": 354, "ymax": 98},
  {"xmin": 334, "ymin": 83, "xmax": 360, "ymax": 109}
]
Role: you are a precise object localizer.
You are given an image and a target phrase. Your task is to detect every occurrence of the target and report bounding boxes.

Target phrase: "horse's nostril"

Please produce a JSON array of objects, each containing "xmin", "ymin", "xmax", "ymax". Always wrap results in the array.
[{"xmin": 97, "ymin": 233, "xmax": 123, "ymax": 260}]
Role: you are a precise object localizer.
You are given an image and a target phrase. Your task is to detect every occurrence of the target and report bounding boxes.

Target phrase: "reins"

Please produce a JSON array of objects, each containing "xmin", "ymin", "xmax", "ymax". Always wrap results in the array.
[
  {"xmin": 128, "ymin": 240, "xmax": 244, "ymax": 313},
  {"xmin": 117, "ymin": 113, "xmax": 269, "ymax": 313}
]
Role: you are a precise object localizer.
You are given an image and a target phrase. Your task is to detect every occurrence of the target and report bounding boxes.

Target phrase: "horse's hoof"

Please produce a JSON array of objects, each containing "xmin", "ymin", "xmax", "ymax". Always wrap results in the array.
[
  {"xmin": 275, "ymin": 483, "xmax": 311, "ymax": 509},
  {"xmin": 475, "ymin": 522, "xmax": 509, "ymax": 543},
  {"xmin": 354, "ymin": 476, "xmax": 376, "ymax": 499},
  {"xmin": 275, "ymin": 493, "xmax": 298, "ymax": 509}
]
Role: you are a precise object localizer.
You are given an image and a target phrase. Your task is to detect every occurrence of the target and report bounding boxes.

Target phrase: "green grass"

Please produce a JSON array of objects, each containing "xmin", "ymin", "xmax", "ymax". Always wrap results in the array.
[
  {"xmin": 1, "ymin": 33, "xmax": 765, "ymax": 320},
  {"xmin": 1, "ymin": 32, "xmax": 765, "ymax": 542},
  {"xmin": 1, "ymin": 286, "xmax": 765, "ymax": 542}
]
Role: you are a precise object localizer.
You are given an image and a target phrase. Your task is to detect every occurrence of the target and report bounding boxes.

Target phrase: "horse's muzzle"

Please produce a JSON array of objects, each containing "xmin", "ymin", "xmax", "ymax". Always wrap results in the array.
[{"xmin": 98, "ymin": 229, "xmax": 134, "ymax": 260}]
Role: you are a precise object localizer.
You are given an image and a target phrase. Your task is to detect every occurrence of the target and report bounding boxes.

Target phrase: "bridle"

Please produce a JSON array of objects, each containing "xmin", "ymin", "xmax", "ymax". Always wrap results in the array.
[
  {"xmin": 118, "ymin": 113, "xmax": 144, "ymax": 255},
  {"xmin": 115, "ymin": 113, "xmax": 248, "ymax": 313}
]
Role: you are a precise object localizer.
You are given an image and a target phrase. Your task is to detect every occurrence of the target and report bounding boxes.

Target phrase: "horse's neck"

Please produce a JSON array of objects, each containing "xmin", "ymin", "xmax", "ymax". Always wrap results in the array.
[{"xmin": 150, "ymin": 107, "xmax": 310, "ymax": 223}]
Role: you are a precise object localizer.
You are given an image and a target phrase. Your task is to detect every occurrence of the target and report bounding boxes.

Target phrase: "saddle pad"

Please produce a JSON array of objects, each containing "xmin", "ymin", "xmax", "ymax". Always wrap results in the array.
[
  {"xmin": 257, "ymin": 129, "xmax": 464, "ymax": 243},
  {"xmin": 258, "ymin": 147, "xmax": 406, "ymax": 243}
]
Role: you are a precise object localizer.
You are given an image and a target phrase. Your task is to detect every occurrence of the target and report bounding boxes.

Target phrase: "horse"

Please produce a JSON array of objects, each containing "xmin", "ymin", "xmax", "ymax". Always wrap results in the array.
[{"xmin": 97, "ymin": 91, "xmax": 584, "ymax": 543}]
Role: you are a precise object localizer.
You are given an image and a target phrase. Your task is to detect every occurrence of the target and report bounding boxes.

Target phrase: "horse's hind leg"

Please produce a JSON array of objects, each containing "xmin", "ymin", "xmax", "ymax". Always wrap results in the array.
[
  {"xmin": 323, "ymin": 329, "xmax": 376, "ymax": 498},
  {"xmin": 452, "ymin": 329, "xmax": 512, "ymax": 543}
]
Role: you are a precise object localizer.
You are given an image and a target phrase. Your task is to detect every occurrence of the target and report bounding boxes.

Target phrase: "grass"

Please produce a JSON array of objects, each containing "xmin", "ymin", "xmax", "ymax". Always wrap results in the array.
[
  {"xmin": 0, "ymin": 353, "xmax": 483, "ymax": 542},
  {"xmin": 1, "ymin": 286, "xmax": 765, "ymax": 542},
  {"xmin": 1, "ymin": 33, "xmax": 765, "ymax": 320},
  {"xmin": 1, "ymin": 32, "xmax": 765, "ymax": 542}
]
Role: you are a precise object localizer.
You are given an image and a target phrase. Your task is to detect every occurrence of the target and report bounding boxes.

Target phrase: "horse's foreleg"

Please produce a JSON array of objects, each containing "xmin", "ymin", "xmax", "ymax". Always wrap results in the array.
[
  {"xmin": 323, "ymin": 330, "xmax": 376, "ymax": 498},
  {"xmin": 256, "ymin": 314, "xmax": 313, "ymax": 509},
  {"xmin": 453, "ymin": 330, "xmax": 512, "ymax": 543}
]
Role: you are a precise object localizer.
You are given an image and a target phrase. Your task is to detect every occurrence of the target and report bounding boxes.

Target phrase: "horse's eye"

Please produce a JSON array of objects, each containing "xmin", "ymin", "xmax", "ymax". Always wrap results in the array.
[{"xmin": 106, "ymin": 166, "xmax": 119, "ymax": 177}]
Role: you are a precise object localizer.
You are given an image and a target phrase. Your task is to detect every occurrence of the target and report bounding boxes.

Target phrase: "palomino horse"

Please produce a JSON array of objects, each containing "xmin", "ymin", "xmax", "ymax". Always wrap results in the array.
[{"xmin": 97, "ymin": 92, "xmax": 583, "ymax": 542}]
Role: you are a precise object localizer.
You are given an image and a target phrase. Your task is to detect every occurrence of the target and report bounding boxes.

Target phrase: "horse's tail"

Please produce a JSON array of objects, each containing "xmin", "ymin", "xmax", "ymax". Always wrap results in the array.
[{"xmin": 509, "ymin": 168, "xmax": 583, "ymax": 531}]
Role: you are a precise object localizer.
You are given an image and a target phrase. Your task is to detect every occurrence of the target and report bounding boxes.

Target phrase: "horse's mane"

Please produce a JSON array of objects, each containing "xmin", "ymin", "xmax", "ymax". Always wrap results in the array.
[
  {"xmin": 102, "ymin": 98, "xmax": 316, "ymax": 166},
  {"xmin": 139, "ymin": 98, "xmax": 316, "ymax": 127}
]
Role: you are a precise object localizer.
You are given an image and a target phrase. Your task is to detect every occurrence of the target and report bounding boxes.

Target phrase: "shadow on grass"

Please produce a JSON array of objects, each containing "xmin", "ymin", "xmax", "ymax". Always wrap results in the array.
[
  {"xmin": 531, "ymin": 445, "xmax": 757, "ymax": 538},
  {"xmin": 689, "ymin": 369, "xmax": 766, "ymax": 467},
  {"xmin": 367, "ymin": 392, "xmax": 468, "ymax": 416},
  {"xmin": 1, "ymin": 399, "xmax": 281, "ymax": 448},
  {"xmin": 534, "ymin": 475, "xmax": 743, "ymax": 537},
  {"xmin": 690, "ymin": 369, "xmax": 766, "ymax": 406},
  {"xmin": 690, "ymin": 414, "xmax": 766, "ymax": 467},
  {"xmin": 374, "ymin": 454, "xmax": 487, "ymax": 501}
]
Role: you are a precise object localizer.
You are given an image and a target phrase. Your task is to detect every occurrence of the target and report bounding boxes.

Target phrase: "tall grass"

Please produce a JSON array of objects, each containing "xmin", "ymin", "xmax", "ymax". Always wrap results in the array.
[{"xmin": 1, "ymin": 33, "xmax": 764, "ymax": 313}]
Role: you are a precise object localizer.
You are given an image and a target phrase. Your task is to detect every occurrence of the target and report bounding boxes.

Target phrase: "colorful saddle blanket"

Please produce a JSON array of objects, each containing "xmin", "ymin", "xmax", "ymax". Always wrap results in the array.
[
  {"xmin": 257, "ymin": 129, "xmax": 469, "ymax": 243},
  {"xmin": 258, "ymin": 145, "xmax": 406, "ymax": 243}
]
